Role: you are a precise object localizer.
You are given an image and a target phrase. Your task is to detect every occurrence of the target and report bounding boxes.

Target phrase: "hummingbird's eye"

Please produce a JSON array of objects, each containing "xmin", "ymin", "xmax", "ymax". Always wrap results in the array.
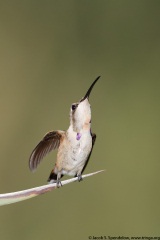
[{"xmin": 71, "ymin": 104, "xmax": 78, "ymax": 111}]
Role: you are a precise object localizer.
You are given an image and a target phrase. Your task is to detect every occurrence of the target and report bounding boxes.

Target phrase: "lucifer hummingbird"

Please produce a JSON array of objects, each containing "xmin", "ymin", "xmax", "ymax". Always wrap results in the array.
[{"xmin": 29, "ymin": 76, "xmax": 100, "ymax": 187}]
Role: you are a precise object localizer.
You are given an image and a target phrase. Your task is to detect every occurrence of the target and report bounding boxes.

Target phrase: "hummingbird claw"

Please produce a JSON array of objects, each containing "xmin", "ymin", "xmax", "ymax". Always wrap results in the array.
[
  {"xmin": 57, "ymin": 179, "xmax": 63, "ymax": 188},
  {"xmin": 77, "ymin": 175, "xmax": 83, "ymax": 182}
]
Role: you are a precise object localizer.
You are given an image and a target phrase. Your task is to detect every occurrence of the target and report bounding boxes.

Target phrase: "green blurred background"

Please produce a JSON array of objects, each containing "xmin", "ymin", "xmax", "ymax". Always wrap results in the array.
[{"xmin": 0, "ymin": 0, "xmax": 160, "ymax": 239}]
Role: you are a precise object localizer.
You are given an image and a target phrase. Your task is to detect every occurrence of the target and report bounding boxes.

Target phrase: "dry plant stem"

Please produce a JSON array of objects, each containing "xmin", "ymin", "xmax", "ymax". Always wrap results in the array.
[{"xmin": 0, "ymin": 170, "xmax": 105, "ymax": 206}]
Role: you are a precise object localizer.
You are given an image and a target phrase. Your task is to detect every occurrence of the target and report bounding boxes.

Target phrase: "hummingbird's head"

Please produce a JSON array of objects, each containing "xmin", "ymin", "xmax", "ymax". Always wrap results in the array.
[{"xmin": 70, "ymin": 76, "xmax": 100, "ymax": 132}]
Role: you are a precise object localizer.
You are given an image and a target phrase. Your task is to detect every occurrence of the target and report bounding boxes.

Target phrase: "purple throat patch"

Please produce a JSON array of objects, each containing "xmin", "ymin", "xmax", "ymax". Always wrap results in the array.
[{"xmin": 76, "ymin": 133, "xmax": 81, "ymax": 140}]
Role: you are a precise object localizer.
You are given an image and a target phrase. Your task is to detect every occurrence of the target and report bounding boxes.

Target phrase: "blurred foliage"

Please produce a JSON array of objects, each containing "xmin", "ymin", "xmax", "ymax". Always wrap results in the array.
[{"xmin": 0, "ymin": 0, "xmax": 160, "ymax": 239}]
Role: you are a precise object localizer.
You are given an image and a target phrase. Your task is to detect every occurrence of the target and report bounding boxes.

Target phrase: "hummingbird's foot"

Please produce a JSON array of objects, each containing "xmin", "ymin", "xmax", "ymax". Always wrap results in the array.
[
  {"xmin": 77, "ymin": 174, "xmax": 83, "ymax": 182},
  {"xmin": 57, "ymin": 179, "xmax": 62, "ymax": 188}
]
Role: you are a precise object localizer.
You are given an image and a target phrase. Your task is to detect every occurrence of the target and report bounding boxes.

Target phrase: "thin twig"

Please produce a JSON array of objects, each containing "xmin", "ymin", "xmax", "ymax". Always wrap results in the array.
[{"xmin": 0, "ymin": 170, "xmax": 105, "ymax": 206}]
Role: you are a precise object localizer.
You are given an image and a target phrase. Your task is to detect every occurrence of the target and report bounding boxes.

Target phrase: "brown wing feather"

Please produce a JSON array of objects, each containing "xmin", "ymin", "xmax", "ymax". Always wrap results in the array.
[{"xmin": 29, "ymin": 130, "xmax": 65, "ymax": 171}]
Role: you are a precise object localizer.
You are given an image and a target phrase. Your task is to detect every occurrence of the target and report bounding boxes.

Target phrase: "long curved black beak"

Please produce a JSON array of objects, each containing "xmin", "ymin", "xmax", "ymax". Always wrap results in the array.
[{"xmin": 80, "ymin": 76, "xmax": 100, "ymax": 102}]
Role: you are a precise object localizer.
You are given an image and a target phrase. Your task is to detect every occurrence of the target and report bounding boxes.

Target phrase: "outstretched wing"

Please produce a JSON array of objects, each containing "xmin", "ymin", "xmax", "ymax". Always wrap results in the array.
[
  {"xmin": 29, "ymin": 130, "xmax": 65, "ymax": 171},
  {"xmin": 81, "ymin": 133, "xmax": 96, "ymax": 174}
]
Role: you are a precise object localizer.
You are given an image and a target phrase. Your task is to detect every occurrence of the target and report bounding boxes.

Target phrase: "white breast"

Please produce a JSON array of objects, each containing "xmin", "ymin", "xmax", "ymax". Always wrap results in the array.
[{"xmin": 63, "ymin": 126, "xmax": 92, "ymax": 175}]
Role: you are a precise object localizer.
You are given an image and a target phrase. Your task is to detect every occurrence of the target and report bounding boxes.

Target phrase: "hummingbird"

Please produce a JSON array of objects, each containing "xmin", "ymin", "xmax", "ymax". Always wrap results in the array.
[{"xmin": 29, "ymin": 76, "xmax": 100, "ymax": 187}]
